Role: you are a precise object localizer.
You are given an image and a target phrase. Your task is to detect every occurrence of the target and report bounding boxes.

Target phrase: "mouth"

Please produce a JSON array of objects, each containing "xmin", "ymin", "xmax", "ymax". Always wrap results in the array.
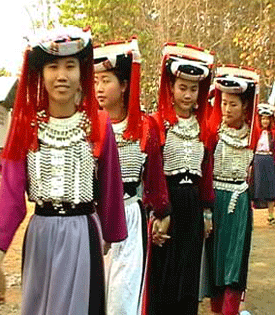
[
  {"xmin": 223, "ymin": 117, "xmax": 235, "ymax": 125},
  {"xmin": 97, "ymin": 96, "xmax": 106, "ymax": 102},
  {"xmin": 55, "ymin": 85, "xmax": 70, "ymax": 91},
  {"xmin": 181, "ymin": 102, "xmax": 192, "ymax": 106}
]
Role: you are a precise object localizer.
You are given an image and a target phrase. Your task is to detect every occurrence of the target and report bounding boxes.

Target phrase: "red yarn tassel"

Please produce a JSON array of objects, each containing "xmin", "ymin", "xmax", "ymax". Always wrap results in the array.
[
  {"xmin": 158, "ymin": 54, "xmax": 177, "ymax": 127},
  {"xmin": 2, "ymin": 49, "xmax": 33, "ymax": 160},
  {"xmin": 123, "ymin": 55, "xmax": 142, "ymax": 141}
]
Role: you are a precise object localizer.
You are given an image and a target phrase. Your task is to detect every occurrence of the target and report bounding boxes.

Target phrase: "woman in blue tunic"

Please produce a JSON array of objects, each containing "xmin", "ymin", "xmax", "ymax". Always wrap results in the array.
[{"xmin": 251, "ymin": 102, "xmax": 275, "ymax": 224}]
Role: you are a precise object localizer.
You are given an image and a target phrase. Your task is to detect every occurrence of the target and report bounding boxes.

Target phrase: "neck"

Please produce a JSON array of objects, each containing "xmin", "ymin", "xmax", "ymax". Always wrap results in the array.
[
  {"xmin": 106, "ymin": 102, "xmax": 127, "ymax": 123},
  {"xmin": 226, "ymin": 122, "xmax": 243, "ymax": 130},
  {"xmin": 174, "ymin": 105, "xmax": 191, "ymax": 118},
  {"xmin": 176, "ymin": 109, "xmax": 191, "ymax": 119},
  {"xmin": 49, "ymin": 99, "xmax": 76, "ymax": 118},
  {"xmin": 177, "ymin": 112, "xmax": 191, "ymax": 119}
]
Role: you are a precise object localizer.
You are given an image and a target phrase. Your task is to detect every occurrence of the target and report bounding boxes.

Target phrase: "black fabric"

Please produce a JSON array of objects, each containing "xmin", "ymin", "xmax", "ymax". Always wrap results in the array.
[
  {"xmin": 166, "ymin": 58, "xmax": 207, "ymax": 77},
  {"xmin": 87, "ymin": 215, "xmax": 105, "ymax": 315},
  {"xmin": 123, "ymin": 181, "xmax": 140, "ymax": 197},
  {"xmin": 148, "ymin": 175, "xmax": 204, "ymax": 315},
  {"xmin": 253, "ymin": 154, "xmax": 275, "ymax": 201},
  {"xmin": 165, "ymin": 172, "xmax": 200, "ymax": 187},
  {"xmin": 29, "ymin": 41, "xmax": 93, "ymax": 71},
  {"xmin": 35, "ymin": 201, "xmax": 95, "ymax": 216},
  {"xmin": 138, "ymin": 199, "xmax": 148, "ymax": 282}
]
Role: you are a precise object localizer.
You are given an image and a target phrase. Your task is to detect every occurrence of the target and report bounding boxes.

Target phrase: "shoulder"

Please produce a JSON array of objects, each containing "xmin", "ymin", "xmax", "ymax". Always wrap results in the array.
[
  {"xmin": 206, "ymin": 130, "xmax": 219, "ymax": 153},
  {"xmin": 93, "ymin": 110, "xmax": 111, "ymax": 158},
  {"xmin": 140, "ymin": 113, "xmax": 162, "ymax": 153},
  {"xmin": 149, "ymin": 112, "xmax": 167, "ymax": 146}
]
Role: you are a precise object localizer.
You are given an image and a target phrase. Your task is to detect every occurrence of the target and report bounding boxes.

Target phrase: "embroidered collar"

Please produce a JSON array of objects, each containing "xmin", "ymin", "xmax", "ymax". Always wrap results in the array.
[
  {"xmin": 38, "ymin": 111, "xmax": 90, "ymax": 148},
  {"xmin": 219, "ymin": 122, "xmax": 250, "ymax": 148},
  {"xmin": 111, "ymin": 118, "xmax": 138, "ymax": 147},
  {"xmin": 112, "ymin": 118, "xmax": 128, "ymax": 135},
  {"xmin": 169, "ymin": 114, "xmax": 200, "ymax": 139}
]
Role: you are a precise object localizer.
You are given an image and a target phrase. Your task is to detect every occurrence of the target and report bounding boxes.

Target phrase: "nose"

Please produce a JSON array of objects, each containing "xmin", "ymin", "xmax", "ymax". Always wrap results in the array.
[
  {"xmin": 225, "ymin": 105, "xmax": 231, "ymax": 113},
  {"xmin": 95, "ymin": 81, "xmax": 104, "ymax": 92},
  {"xmin": 183, "ymin": 89, "xmax": 191, "ymax": 99},
  {"xmin": 56, "ymin": 67, "xmax": 68, "ymax": 81}
]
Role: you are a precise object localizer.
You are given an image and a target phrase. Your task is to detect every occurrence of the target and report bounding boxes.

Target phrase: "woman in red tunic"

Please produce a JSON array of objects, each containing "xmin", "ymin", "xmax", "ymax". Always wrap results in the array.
[{"xmin": 143, "ymin": 43, "xmax": 215, "ymax": 315}]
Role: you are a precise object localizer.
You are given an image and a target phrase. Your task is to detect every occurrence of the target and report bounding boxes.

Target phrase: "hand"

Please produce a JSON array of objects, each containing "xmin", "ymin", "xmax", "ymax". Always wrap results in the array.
[
  {"xmin": 152, "ymin": 216, "xmax": 171, "ymax": 247},
  {"xmin": 103, "ymin": 241, "xmax": 112, "ymax": 255},
  {"xmin": 203, "ymin": 209, "xmax": 213, "ymax": 238}
]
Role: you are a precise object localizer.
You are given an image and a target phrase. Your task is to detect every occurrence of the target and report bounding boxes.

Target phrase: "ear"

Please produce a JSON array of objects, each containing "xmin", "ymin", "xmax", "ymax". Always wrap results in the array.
[
  {"xmin": 121, "ymin": 80, "xmax": 128, "ymax": 93},
  {"xmin": 169, "ymin": 81, "xmax": 175, "ymax": 98}
]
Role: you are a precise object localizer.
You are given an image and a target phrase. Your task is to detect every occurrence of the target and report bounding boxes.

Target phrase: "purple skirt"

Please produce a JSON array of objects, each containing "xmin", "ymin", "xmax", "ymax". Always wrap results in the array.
[
  {"xmin": 254, "ymin": 154, "xmax": 275, "ymax": 201},
  {"xmin": 21, "ymin": 213, "xmax": 105, "ymax": 315}
]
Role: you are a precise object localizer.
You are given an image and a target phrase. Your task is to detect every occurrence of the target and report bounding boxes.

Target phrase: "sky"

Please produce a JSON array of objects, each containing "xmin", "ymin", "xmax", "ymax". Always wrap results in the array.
[{"xmin": 1, "ymin": 1, "xmax": 59, "ymax": 75}]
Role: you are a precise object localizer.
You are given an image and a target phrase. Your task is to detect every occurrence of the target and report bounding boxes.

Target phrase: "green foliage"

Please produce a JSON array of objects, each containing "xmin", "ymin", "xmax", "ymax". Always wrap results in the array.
[
  {"xmin": 233, "ymin": 2, "xmax": 275, "ymax": 99},
  {"xmin": 56, "ymin": 0, "xmax": 141, "ymax": 42},
  {"xmin": 55, "ymin": 0, "xmax": 275, "ymax": 107},
  {"xmin": 0, "ymin": 68, "xmax": 11, "ymax": 77}
]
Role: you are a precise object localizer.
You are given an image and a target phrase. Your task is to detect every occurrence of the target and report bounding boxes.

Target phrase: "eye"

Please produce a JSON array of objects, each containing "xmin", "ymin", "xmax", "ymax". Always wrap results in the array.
[
  {"xmin": 46, "ymin": 63, "xmax": 58, "ymax": 69},
  {"xmin": 66, "ymin": 62, "xmax": 76, "ymax": 69}
]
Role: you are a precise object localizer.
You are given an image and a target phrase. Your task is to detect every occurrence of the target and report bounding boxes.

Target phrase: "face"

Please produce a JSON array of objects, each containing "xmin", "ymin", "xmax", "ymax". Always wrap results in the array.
[
  {"xmin": 94, "ymin": 71, "xmax": 127, "ymax": 110},
  {"xmin": 221, "ymin": 92, "xmax": 245, "ymax": 128},
  {"xmin": 261, "ymin": 115, "xmax": 271, "ymax": 129},
  {"xmin": 43, "ymin": 57, "xmax": 81, "ymax": 106},
  {"xmin": 171, "ymin": 77, "xmax": 199, "ymax": 117}
]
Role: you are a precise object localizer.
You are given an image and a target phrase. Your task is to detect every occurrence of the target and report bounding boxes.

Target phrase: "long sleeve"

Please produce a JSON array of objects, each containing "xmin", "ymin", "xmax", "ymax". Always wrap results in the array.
[
  {"xmin": 96, "ymin": 120, "xmax": 127, "ymax": 243},
  {"xmin": 0, "ymin": 159, "xmax": 27, "ymax": 251},
  {"xmin": 199, "ymin": 148, "xmax": 215, "ymax": 209},
  {"xmin": 142, "ymin": 116, "xmax": 171, "ymax": 218}
]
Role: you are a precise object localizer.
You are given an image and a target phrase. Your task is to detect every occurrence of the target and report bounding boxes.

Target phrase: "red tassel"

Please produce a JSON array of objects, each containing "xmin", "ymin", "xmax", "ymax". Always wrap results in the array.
[
  {"xmin": 158, "ymin": 54, "xmax": 177, "ymax": 127},
  {"xmin": 2, "ymin": 49, "xmax": 33, "ymax": 160},
  {"xmin": 123, "ymin": 54, "xmax": 142, "ymax": 141},
  {"xmin": 2, "ymin": 43, "xmax": 100, "ymax": 161},
  {"xmin": 249, "ymin": 93, "xmax": 261, "ymax": 149},
  {"xmin": 82, "ymin": 55, "xmax": 100, "ymax": 144}
]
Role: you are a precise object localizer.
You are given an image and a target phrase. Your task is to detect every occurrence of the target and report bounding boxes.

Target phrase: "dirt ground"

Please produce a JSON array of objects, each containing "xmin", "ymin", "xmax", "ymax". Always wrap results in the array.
[{"xmin": 0, "ymin": 203, "xmax": 275, "ymax": 315}]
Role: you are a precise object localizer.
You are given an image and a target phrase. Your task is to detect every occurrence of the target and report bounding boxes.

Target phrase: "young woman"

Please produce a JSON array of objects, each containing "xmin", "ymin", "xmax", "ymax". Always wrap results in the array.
[
  {"xmin": 207, "ymin": 65, "xmax": 259, "ymax": 315},
  {"xmin": 93, "ymin": 39, "xmax": 171, "ymax": 315},
  {"xmin": 142, "ymin": 43, "xmax": 215, "ymax": 315},
  {"xmin": 0, "ymin": 26, "xmax": 127, "ymax": 315},
  {"xmin": 250, "ymin": 103, "xmax": 275, "ymax": 225}
]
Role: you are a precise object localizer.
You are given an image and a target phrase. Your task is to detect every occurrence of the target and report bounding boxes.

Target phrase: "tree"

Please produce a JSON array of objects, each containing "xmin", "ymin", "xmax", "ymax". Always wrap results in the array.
[
  {"xmin": 233, "ymin": 2, "xmax": 275, "ymax": 100},
  {"xmin": 0, "ymin": 68, "xmax": 11, "ymax": 77},
  {"xmin": 56, "ymin": 0, "xmax": 274, "ymax": 107}
]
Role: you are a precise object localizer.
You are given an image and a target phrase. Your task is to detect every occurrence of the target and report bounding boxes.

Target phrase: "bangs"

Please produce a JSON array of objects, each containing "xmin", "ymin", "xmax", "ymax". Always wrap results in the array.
[{"xmin": 29, "ymin": 41, "xmax": 93, "ymax": 73}]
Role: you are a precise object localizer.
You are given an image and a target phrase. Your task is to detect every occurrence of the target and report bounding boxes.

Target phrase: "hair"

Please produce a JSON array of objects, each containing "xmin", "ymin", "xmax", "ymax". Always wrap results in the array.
[
  {"xmin": 258, "ymin": 114, "xmax": 274, "ymax": 130},
  {"xmin": 2, "ymin": 40, "xmax": 100, "ymax": 160},
  {"xmin": 168, "ymin": 68, "xmax": 212, "ymax": 120},
  {"xmin": 98, "ymin": 54, "xmax": 132, "ymax": 110},
  {"xmin": 221, "ymin": 88, "xmax": 255, "ymax": 125},
  {"xmin": 29, "ymin": 41, "xmax": 93, "ymax": 94}
]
